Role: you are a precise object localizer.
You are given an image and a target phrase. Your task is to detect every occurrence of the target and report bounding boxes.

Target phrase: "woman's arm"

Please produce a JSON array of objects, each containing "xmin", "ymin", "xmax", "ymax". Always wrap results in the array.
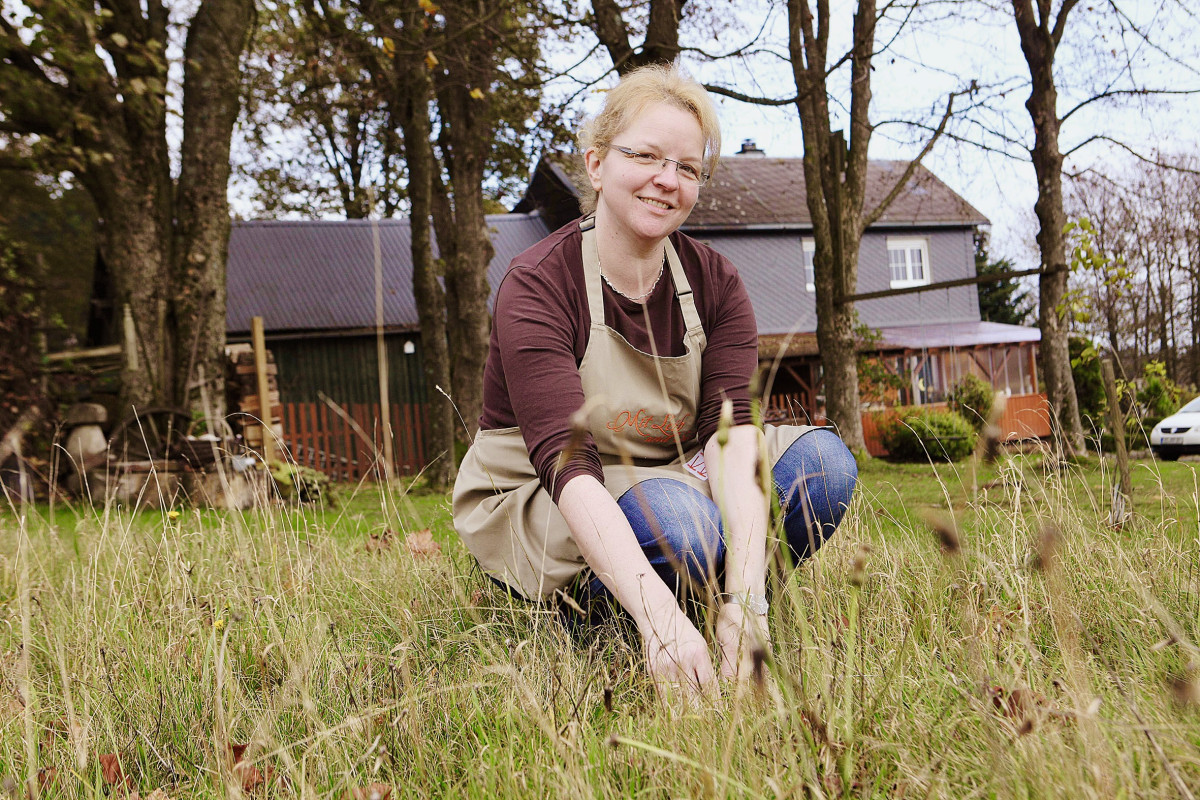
[
  {"xmin": 558, "ymin": 475, "xmax": 716, "ymax": 696},
  {"xmin": 705, "ymin": 423, "xmax": 771, "ymax": 680}
]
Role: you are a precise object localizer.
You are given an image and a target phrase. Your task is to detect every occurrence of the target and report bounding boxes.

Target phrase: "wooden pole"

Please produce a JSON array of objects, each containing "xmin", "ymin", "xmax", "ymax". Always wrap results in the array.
[
  {"xmin": 122, "ymin": 303, "xmax": 139, "ymax": 372},
  {"xmin": 251, "ymin": 316, "xmax": 275, "ymax": 463},
  {"xmin": 372, "ymin": 217, "xmax": 395, "ymax": 482},
  {"xmin": 1101, "ymin": 357, "xmax": 1132, "ymax": 525}
]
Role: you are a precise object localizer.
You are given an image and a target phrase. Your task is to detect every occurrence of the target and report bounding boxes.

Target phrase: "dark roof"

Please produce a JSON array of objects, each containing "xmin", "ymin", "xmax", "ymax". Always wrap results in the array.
[
  {"xmin": 226, "ymin": 213, "xmax": 550, "ymax": 334},
  {"xmin": 515, "ymin": 152, "xmax": 989, "ymax": 231},
  {"xmin": 691, "ymin": 157, "xmax": 989, "ymax": 229}
]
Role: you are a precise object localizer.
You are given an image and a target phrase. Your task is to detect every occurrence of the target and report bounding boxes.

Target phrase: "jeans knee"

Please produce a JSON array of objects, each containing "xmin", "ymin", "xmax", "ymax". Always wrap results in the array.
[
  {"xmin": 774, "ymin": 429, "xmax": 858, "ymax": 562},
  {"xmin": 618, "ymin": 478, "xmax": 724, "ymax": 581}
]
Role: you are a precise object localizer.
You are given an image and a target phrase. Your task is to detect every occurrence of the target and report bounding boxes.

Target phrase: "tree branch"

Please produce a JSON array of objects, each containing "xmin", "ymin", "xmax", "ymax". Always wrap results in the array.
[
  {"xmin": 1060, "ymin": 86, "xmax": 1200, "ymax": 124},
  {"xmin": 861, "ymin": 90, "xmax": 955, "ymax": 230},
  {"xmin": 702, "ymin": 84, "xmax": 798, "ymax": 106},
  {"xmin": 1050, "ymin": 0, "xmax": 1079, "ymax": 47},
  {"xmin": 1063, "ymin": 134, "xmax": 1200, "ymax": 175}
]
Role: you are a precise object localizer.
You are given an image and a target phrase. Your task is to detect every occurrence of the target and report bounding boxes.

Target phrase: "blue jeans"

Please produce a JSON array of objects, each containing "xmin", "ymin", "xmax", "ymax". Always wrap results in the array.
[{"xmin": 585, "ymin": 428, "xmax": 858, "ymax": 600}]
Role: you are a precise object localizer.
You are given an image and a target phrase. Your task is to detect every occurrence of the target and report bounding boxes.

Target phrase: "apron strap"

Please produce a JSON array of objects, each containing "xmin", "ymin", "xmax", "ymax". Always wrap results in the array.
[
  {"xmin": 580, "ymin": 218, "xmax": 607, "ymax": 325},
  {"xmin": 580, "ymin": 219, "xmax": 707, "ymax": 353},
  {"xmin": 664, "ymin": 239, "xmax": 707, "ymax": 353}
]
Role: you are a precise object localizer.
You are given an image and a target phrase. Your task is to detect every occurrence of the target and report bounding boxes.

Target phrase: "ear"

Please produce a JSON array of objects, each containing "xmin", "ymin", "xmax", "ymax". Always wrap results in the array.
[{"xmin": 584, "ymin": 147, "xmax": 603, "ymax": 192}]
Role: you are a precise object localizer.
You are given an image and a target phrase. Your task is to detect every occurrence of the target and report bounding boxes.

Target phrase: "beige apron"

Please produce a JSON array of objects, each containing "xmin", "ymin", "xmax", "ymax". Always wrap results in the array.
[{"xmin": 453, "ymin": 218, "xmax": 814, "ymax": 599}]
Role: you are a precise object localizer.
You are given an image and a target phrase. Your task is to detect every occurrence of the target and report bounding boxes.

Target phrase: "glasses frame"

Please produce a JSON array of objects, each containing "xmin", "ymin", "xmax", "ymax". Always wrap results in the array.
[{"xmin": 609, "ymin": 144, "xmax": 710, "ymax": 187}]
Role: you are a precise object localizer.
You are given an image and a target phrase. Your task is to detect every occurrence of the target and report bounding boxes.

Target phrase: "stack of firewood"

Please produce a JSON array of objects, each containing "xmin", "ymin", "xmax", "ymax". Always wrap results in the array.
[{"xmin": 231, "ymin": 349, "xmax": 283, "ymax": 455}]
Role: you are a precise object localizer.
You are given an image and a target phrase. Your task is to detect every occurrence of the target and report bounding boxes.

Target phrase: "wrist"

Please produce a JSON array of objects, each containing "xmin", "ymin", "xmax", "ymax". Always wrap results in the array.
[{"xmin": 720, "ymin": 591, "xmax": 769, "ymax": 616}]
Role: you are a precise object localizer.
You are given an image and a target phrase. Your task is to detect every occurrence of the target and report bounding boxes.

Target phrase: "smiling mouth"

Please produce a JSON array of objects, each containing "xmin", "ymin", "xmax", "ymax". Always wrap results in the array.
[{"xmin": 640, "ymin": 197, "xmax": 672, "ymax": 210}]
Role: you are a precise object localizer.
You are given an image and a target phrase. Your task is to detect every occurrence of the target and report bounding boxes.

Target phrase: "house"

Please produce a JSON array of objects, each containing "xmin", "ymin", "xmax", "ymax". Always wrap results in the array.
[{"xmin": 515, "ymin": 144, "xmax": 1049, "ymax": 451}]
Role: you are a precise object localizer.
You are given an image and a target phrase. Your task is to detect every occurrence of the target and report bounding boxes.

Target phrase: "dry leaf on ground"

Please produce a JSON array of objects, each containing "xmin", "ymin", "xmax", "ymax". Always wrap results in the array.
[
  {"xmin": 227, "ymin": 744, "xmax": 266, "ymax": 792},
  {"xmin": 99, "ymin": 753, "xmax": 134, "ymax": 790},
  {"xmin": 404, "ymin": 528, "xmax": 440, "ymax": 558},
  {"xmin": 365, "ymin": 530, "xmax": 394, "ymax": 553},
  {"xmin": 345, "ymin": 784, "xmax": 393, "ymax": 800}
]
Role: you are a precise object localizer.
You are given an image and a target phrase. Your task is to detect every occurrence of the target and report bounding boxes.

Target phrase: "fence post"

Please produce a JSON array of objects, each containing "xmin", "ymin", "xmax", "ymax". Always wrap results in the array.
[
  {"xmin": 251, "ymin": 316, "xmax": 275, "ymax": 463},
  {"xmin": 1101, "ymin": 357, "xmax": 1132, "ymax": 526}
]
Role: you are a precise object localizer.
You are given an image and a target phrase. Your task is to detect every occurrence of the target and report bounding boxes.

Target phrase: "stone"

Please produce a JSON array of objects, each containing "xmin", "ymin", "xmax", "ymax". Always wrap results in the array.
[
  {"xmin": 63, "ymin": 403, "xmax": 108, "ymax": 427},
  {"xmin": 64, "ymin": 425, "xmax": 107, "ymax": 475}
]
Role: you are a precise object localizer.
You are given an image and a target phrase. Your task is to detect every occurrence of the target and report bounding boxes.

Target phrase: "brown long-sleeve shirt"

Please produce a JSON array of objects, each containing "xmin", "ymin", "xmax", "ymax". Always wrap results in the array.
[{"xmin": 479, "ymin": 219, "xmax": 757, "ymax": 502}]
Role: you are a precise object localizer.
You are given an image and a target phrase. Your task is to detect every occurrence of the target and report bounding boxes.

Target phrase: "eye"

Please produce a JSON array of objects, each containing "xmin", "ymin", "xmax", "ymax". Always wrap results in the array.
[
  {"xmin": 677, "ymin": 163, "xmax": 702, "ymax": 181},
  {"xmin": 629, "ymin": 150, "xmax": 658, "ymax": 166}
]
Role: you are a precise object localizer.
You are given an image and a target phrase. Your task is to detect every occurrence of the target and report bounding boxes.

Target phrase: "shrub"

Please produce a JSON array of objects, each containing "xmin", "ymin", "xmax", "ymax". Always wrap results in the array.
[
  {"xmin": 946, "ymin": 374, "xmax": 994, "ymax": 431},
  {"xmin": 878, "ymin": 407, "xmax": 977, "ymax": 462}
]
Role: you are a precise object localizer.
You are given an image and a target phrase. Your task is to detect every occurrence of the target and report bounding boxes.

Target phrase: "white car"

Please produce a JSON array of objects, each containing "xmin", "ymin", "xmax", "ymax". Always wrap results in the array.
[{"xmin": 1150, "ymin": 396, "xmax": 1200, "ymax": 460}]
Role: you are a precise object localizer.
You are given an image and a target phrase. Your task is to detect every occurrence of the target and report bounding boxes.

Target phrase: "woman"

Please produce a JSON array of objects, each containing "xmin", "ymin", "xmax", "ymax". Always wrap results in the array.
[{"xmin": 454, "ymin": 64, "xmax": 857, "ymax": 695}]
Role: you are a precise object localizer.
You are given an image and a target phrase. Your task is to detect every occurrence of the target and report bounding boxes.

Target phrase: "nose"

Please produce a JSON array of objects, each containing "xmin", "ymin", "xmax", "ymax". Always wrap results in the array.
[{"xmin": 652, "ymin": 159, "xmax": 681, "ymax": 188}]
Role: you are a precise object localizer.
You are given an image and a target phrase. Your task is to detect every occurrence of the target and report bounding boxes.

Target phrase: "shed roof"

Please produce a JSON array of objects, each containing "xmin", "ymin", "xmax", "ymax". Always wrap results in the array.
[
  {"xmin": 516, "ymin": 152, "xmax": 989, "ymax": 230},
  {"xmin": 226, "ymin": 213, "xmax": 550, "ymax": 334}
]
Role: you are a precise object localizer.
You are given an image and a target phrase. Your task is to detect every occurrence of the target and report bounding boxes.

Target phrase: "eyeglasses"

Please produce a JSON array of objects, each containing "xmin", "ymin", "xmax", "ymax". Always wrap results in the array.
[{"xmin": 610, "ymin": 145, "xmax": 710, "ymax": 187}]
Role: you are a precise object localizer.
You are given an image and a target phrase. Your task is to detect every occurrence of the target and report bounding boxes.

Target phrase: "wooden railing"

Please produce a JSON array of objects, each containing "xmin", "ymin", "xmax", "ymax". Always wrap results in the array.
[{"xmin": 280, "ymin": 402, "xmax": 428, "ymax": 482}]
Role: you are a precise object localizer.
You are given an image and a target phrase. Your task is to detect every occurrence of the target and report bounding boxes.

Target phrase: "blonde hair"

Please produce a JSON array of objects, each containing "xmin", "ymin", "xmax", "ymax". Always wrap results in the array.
[{"xmin": 577, "ymin": 64, "xmax": 721, "ymax": 215}]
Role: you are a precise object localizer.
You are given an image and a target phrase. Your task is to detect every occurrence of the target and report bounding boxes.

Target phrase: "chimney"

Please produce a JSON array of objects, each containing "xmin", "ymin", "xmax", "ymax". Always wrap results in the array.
[{"xmin": 737, "ymin": 139, "xmax": 765, "ymax": 157}]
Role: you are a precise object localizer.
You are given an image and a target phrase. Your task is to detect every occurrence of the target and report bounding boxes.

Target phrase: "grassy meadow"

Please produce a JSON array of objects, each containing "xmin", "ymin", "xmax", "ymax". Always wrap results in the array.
[{"xmin": 1, "ymin": 449, "xmax": 1199, "ymax": 798}]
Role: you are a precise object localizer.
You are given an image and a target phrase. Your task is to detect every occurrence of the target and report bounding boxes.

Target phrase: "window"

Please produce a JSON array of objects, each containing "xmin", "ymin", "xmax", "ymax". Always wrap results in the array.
[
  {"xmin": 802, "ymin": 238, "xmax": 815, "ymax": 292},
  {"xmin": 888, "ymin": 237, "xmax": 930, "ymax": 288}
]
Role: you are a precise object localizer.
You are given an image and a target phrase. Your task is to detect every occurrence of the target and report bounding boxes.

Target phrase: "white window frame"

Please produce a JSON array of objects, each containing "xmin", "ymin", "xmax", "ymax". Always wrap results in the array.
[
  {"xmin": 887, "ymin": 236, "xmax": 930, "ymax": 288},
  {"xmin": 802, "ymin": 238, "xmax": 815, "ymax": 292}
]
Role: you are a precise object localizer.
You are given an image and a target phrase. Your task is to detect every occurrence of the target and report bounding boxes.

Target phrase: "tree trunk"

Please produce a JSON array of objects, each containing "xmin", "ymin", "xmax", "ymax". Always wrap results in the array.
[
  {"xmin": 395, "ymin": 43, "xmax": 457, "ymax": 490},
  {"xmin": 430, "ymin": 0, "xmax": 498, "ymax": 443},
  {"xmin": 788, "ymin": 0, "xmax": 872, "ymax": 454},
  {"xmin": 591, "ymin": 0, "xmax": 684, "ymax": 74},
  {"xmin": 1013, "ymin": 0, "xmax": 1085, "ymax": 456},
  {"xmin": 173, "ymin": 0, "xmax": 255, "ymax": 418},
  {"xmin": 83, "ymin": 127, "xmax": 174, "ymax": 414},
  {"xmin": 436, "ymin": 87, "xmax": 493, "ymax": 441}
]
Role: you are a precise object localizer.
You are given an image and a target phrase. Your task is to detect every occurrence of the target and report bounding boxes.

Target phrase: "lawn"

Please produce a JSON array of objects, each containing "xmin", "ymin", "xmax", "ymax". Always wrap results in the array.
[{"xmin": 1, "ymin": 450, "xmax": 1198, "ymax": 798}]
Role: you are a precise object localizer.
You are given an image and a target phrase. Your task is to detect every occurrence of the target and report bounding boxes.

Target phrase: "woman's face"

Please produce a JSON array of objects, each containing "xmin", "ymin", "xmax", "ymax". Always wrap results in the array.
[{"xmin": 585, "ymin": 102, "xmax": 705, "ymax": 247}]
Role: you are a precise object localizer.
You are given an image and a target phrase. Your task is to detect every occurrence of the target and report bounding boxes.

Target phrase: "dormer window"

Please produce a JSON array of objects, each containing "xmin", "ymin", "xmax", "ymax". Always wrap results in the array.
[{"xmin": 888, "ymin": 236, "xmax": 930, "ymax": 288}]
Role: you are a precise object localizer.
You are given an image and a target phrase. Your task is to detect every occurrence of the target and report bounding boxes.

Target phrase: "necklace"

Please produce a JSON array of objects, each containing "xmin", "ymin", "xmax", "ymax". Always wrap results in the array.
[{"xmin": 601, "ymin": 253, "xmax": 666, "ymax": 302}]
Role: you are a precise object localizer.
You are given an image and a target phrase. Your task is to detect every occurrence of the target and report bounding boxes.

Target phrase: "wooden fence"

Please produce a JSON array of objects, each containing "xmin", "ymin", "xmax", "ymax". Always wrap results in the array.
[{"xmin": 280, "ymin": 402, "xmax": 429, "ymax": 482}]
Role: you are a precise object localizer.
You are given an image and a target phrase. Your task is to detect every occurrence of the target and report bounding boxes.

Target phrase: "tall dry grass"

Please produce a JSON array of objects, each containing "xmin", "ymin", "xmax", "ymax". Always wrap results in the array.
[{"xmin": 1, "ymin": 447, "xmax": 1198, "ymax": 798}]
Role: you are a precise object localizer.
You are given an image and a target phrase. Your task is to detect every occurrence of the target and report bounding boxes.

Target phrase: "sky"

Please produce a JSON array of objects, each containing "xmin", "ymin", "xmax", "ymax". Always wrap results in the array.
[{"xmin": 541, "ymin": 1, "xmax": 1200, "ymax": 270}]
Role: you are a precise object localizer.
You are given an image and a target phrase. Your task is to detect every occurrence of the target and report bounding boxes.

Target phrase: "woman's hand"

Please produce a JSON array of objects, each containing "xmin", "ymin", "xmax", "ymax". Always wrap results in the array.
[
  {"xmin": 642, "ymin": 609, "xmax": 718, "ymax": 700},
  {"xmin": 716, "ymin": 602, "xmax": 771, "ymax": 683}
]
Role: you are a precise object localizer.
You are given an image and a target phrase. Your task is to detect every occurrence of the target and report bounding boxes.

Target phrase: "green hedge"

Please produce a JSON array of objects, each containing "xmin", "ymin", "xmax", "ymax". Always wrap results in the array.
[{"xmin": 878, "ymin": 407, "xmax": 977, "ymax": 462}]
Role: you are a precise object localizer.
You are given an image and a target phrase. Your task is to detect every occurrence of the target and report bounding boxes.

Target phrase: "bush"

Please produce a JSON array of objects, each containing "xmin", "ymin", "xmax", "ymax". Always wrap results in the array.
[
  {"xmin": 1137, "ymin": 360, "xmax": 1182, "ymax": 421},
  {"xmin": 946, "ymin": 374, "xmax": 994, "ymax": 431},
  {"xmin": 878, "ymin": 407, "xmax": 977, "ymax": 462}
]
